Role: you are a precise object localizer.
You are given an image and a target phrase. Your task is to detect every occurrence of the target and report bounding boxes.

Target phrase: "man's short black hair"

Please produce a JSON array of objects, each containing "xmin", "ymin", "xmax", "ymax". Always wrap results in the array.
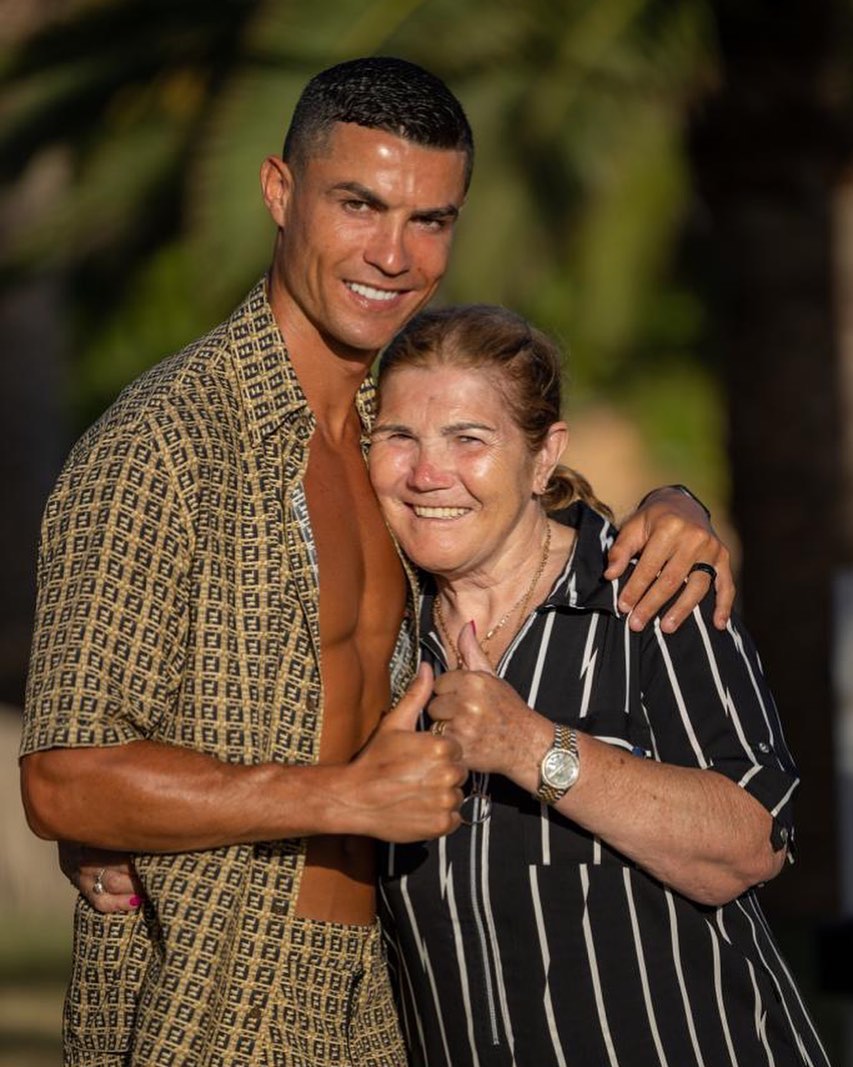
[{"xmin": 283, "ymin": 56, "xmax": 474, "ymax": 192}]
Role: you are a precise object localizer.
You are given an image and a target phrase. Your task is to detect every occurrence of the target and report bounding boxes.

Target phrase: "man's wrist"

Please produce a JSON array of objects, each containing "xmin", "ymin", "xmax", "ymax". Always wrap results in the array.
[{"xmin": 636, "ymin": 484, "xmax": 711, "ymax": 521}]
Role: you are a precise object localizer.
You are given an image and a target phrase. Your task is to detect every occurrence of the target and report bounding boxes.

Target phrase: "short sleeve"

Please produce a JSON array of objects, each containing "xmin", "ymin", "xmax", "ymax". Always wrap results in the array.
[
  {"xmin": 21, "ymin": 412, "xmax": 192, "ymax": 756},
  {"xmin": 638, "ymin": 593, "xmax": 799, "ymax": 838}
]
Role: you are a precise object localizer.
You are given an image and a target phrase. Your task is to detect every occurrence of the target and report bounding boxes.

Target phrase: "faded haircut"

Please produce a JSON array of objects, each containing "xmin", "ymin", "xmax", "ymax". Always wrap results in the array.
[{"xmin": 282, "ymin": 57, "xmax": 474, "ymax": 191}]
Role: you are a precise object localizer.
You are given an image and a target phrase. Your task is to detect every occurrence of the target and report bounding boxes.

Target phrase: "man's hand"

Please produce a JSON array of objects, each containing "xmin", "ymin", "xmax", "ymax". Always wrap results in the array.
[
  {"xmin": 59, "ymin": 841, "xmax": 142, "ymax": 914},
  {"xmin": 605, "ymin": 486, "xmax": 734, "ymax": 633},
  {"xmin": 343, "ymin": 663, "xmax": 467, "ymax": 842}
]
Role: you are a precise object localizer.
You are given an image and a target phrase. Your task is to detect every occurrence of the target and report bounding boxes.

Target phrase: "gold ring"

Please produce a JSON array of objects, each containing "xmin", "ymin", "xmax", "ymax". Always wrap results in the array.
[{"xmin": 430, "ymin": 719, "xmax": 447, "ymax": 737}]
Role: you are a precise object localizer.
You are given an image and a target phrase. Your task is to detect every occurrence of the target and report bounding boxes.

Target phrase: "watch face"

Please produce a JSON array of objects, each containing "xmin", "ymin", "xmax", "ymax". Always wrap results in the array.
[{"xmin": 542, "ymin": 749, "xmax": 580, "ymax": 791}]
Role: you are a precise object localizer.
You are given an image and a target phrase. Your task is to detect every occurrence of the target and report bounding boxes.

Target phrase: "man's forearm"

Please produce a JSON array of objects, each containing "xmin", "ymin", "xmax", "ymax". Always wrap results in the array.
[
  {"xmin": 21, "ymin": 741, "xmax": 349, "ymax": 852},
  {"xmin": 21, "ymin": 689, "xmax": 466, "ymax": 852}
]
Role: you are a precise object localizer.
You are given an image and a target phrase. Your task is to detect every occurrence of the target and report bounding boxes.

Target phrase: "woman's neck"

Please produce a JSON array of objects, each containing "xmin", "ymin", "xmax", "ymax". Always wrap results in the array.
[{"xmin": 433, "ymin": 517, "xmax": 576, "ymax": 668}]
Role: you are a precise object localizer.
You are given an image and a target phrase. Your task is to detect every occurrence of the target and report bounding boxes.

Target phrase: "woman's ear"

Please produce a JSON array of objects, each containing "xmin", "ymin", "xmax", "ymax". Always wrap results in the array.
[{"xmin": 534, "ymin": 421, "xmax": 569, "ymax": 494}]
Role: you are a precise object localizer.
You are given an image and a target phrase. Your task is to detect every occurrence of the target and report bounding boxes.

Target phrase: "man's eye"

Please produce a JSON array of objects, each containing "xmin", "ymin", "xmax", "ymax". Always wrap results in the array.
[
  {"xmin": 416, "ymin": 217, "xmax": 447, "ymax": 232},
  {"xmin": 343, "ymin": 199, "xmax": 371, "ymax": 213}
]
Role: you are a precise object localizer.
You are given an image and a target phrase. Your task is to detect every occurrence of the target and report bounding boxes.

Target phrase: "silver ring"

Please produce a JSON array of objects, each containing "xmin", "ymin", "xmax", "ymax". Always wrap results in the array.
[
  {"xmin": 92, "ymin": 867, "xmax": 107, "ymax": 896},
  {"xmin": 430, "ymin": 719, "xmax": 447, "ymax": 737},
  {"xmin": 688, "ymin": 562, "xmax": 717, "ymax": 582}
]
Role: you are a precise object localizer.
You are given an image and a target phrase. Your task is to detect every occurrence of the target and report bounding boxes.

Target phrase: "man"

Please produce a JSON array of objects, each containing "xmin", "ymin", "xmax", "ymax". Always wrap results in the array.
[{"xmin": 20, "ymin": 58, "xmax": 731, "ymax": 1066}]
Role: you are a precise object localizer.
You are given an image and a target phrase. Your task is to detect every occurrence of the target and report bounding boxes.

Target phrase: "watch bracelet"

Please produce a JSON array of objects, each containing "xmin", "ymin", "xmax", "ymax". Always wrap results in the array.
[{"xmin": 537, "ymin": 723, "xmax": 578, "ymax": 805}]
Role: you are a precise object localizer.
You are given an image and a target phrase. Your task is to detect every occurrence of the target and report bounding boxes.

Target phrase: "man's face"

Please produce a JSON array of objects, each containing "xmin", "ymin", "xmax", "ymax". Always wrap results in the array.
[{"xmin": 267, "ymin": 123, "xmax": 468, "ymax": 358}]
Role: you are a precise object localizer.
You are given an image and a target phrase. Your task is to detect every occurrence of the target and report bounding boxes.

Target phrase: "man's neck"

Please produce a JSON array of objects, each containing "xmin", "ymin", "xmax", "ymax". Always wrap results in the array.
[{"xmin": 267, "ymin": 275, "xmax": 377, "ymax": 439}]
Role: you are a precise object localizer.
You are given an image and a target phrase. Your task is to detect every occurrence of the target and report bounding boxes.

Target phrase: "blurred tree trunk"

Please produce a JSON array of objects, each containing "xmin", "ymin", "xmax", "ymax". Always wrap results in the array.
[
  {"xmin": 690, "ymin": 0, "xmax": 848, "ymax": 918},
  {"xmin": 0, "ymin": 1, "xmax": 71, "ymax": 707},
  {"xmin": 0, "ymin": 278, "xmax": 68, "ymax": 707}
]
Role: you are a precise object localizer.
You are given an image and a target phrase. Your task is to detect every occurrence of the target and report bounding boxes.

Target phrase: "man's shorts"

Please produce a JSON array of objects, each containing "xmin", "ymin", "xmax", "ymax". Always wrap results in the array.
[{"xmin": 265, "ymin": 915, "xmax": 406, "ymax": 1067}]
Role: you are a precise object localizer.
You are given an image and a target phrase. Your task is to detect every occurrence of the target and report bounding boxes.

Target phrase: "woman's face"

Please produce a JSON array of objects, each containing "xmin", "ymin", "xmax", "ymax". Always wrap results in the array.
[{"xmin": 369, "ymin": 364, "xmax": 563, "ymax": 581}]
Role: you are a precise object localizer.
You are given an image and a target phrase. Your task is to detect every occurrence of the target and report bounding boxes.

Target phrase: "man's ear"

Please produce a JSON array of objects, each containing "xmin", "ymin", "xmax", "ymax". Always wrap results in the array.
[
  {"xmin": 534, "ymin": 421, "xmax": 569, "ymax": 494},
  {"xmin": 260, "ymin": 156, "xmax": 294, "ymax": 228}
]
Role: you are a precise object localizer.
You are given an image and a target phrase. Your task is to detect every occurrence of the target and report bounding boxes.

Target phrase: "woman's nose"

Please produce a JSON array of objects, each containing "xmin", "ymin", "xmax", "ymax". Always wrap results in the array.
[{"xmin": 407, "ymin": 450, "xmax": 452, "ymax": 490}]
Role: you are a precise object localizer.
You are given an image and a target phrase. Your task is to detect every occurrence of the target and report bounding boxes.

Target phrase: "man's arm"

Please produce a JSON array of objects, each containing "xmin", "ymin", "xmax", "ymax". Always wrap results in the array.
[
  {"xmin": 22, "ymin": 664, "xmax": 465, "ymax": 852},
  {"xmin": 605, "ymin": 485, "xmax": 734, "ymax": 633}
]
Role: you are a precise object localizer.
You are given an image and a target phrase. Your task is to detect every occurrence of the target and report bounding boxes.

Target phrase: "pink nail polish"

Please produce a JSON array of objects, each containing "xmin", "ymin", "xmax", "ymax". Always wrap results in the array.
[{"xmin": 129, "ymin": 895, "xmax": 142, "ymax": 908}]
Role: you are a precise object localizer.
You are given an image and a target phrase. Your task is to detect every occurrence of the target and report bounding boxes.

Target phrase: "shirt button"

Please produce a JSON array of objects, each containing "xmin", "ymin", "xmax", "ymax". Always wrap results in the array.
[{"xmin": 758, "ymin": 742, "xmax": 771, "ymax": 753}]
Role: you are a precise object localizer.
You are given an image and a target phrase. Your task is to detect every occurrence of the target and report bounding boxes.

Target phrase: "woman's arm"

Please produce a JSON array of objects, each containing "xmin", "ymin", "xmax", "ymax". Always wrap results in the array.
[{"xmin": 430, "ymin": 615, "xmax": 792, "ymax": 907}]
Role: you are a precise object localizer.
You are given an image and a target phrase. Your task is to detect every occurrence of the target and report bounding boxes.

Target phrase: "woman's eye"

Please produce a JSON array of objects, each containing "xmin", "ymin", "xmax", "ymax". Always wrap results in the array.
[{"xmin": 373, "ymin": 431, "xmax": 413, "ymax": 443}]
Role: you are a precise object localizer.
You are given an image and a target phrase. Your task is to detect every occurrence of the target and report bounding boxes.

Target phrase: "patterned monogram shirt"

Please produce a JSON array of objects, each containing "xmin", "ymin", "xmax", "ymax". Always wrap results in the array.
[{"xmin": 21, "ymin": 280, "xmax": 417, "ymax": 1066}]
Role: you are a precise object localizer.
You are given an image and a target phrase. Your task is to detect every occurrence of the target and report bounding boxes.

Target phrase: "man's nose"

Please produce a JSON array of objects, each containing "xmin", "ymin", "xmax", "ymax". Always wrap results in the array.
[{"xmin": 364, "ymin": 219, "xmax": 410, "ymax": 276}]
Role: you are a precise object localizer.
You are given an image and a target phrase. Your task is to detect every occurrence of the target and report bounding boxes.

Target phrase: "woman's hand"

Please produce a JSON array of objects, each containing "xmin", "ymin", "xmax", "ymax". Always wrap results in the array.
[
  {"xmin": 605, "ymin": 486, "xmax": 734, "ymax": 633},
  {"xmin": 429, "ymin": 623, "xmax": 551, "ymax": 789},
  {"xmin": 58, "ymin": 841, "xmax": 142, "ymax": 913}
]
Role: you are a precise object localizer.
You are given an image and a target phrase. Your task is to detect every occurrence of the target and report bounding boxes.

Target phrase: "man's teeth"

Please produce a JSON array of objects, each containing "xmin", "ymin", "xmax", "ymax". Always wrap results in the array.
[
  {"xmin": 413, "ymin": 506, "xmax": 469, "ymax": 518},
  {"xmin": 348, "ymin": 282, "xmax": 398, "ymax": 302}
]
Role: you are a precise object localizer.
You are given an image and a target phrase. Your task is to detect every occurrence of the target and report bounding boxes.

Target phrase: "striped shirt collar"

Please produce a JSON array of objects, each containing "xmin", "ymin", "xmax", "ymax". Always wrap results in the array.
[{"xmin": 418, "ymin": 500, "xmax": 621, "ymax": 634}]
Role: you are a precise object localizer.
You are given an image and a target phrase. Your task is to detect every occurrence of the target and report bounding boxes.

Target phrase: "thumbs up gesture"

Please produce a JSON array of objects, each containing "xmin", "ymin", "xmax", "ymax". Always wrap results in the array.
[
  {"xmin": 344, "ymin": 663, "xmax": 468, "ymax": 843},
  {"xmin": 456, "ymin": 621, "xmax": 496, "ymax": 674},
  {"xmin": 431, "ymin": 623, "xmax": 548, "ymax": 781}
]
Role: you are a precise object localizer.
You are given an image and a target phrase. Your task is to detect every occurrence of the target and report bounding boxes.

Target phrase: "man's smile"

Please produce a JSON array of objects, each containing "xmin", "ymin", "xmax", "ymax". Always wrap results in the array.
[{"xmin": 346, "ymin": 281, "xmax": 406, "ymax": 302}]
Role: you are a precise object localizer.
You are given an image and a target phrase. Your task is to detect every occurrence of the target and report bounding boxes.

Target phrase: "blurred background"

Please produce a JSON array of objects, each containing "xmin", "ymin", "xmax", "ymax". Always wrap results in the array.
[{"xmin": 2, "ymin": 0, "xmax": 853, "ymax": 1062}]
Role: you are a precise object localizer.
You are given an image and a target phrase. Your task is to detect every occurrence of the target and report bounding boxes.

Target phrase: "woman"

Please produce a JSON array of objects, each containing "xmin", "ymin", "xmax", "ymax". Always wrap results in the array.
[
  {"xmin": 368, "ymin": 305, "xmax": 827, "ymax": 1066},
  {"xmin": 69, "ymin": 304, "xmax": 826, "ymax": 1065}
]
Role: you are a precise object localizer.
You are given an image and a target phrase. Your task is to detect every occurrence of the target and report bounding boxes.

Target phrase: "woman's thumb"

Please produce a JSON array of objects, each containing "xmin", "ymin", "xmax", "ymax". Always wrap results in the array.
[{"xmin": 457, "ymin": 622, "xmax": 495, "ymax": 674}]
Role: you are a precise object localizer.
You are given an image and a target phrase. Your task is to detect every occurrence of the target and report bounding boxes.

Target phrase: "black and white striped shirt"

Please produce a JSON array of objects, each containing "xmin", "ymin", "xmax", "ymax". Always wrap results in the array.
[{"xmin": 380, "ymin": 502, "xmax": 829, "ymax": 1067}]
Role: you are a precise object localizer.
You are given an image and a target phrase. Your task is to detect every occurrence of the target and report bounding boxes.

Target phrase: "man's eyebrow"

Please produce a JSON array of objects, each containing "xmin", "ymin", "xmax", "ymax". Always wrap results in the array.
[
  {"xmin": 332, "ymin": 182, "xmax": 387, "ymax": 209},
  {"xmin": 412, "ymin": 204, "xmax": 460, "ymax": 224},
  {"xmin": 331, "ymin": 181, "xmax": 460, "ymax": 222}
]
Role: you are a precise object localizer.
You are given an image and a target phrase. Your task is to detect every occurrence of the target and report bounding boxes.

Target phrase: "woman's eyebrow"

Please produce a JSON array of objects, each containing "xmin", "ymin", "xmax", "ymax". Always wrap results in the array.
[
  {"xmin": 371, "ymin": 420, "xmax": 411, "ymax": 434},
  {"xmin": 441, "ymin": 421, "xmax": 494, "ymax": 434},
  {"xmin": 371, "ymin": 420, "xmax": 496, "ymax": 435}
]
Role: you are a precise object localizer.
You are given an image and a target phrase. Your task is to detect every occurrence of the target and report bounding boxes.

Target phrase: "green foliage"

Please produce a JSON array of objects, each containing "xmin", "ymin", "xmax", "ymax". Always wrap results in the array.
[{"xmin": 1, "ymin": 0, "xmax": 726, "ymax": 489}]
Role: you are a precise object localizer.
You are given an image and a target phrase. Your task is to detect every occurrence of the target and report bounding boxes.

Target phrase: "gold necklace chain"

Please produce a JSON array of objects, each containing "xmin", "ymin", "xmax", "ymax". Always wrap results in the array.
[{"xmin": 433, "ymin": 520, "xmax": 552, "ymax": 666}]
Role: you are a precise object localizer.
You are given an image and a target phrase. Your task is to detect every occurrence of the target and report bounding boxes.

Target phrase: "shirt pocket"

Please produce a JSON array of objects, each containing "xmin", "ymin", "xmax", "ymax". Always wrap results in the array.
[
  {"xmin": 63, "ymin": 898, "xmax": 151, "ymax": 1056},
  {"xmin": 574, "ymin": 703, "xmax": 653, "ymax": 758},
  {"xmin": 521, "ymin": 705, "xmax": 654, "ymax": 868}
]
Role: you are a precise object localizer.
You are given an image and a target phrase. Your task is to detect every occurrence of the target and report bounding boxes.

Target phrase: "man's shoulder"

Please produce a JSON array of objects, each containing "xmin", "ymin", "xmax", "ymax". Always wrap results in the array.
[
  {"xmin": 115, "ymin": 316, "xmax": 237, "ymax": 420},
  {"xmin": 82, "ymin": 299, "xmax": 254, "ymax": 443},
  {"xmin": 53, "ymin": 314, "xmax": 246, "ymax": 499}
]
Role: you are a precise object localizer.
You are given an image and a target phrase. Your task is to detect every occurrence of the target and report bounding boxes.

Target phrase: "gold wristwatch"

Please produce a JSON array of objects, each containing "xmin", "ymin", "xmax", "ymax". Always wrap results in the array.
[{"xmin": 536, "ymin": 724, "xmax": 580, "ymax": 804}]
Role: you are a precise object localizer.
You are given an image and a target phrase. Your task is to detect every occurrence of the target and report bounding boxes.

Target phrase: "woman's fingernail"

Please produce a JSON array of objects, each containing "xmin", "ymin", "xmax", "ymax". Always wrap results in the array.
[{"xmin": 129, "ymin": 895, "xmax": 142, "ymax": 908}]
